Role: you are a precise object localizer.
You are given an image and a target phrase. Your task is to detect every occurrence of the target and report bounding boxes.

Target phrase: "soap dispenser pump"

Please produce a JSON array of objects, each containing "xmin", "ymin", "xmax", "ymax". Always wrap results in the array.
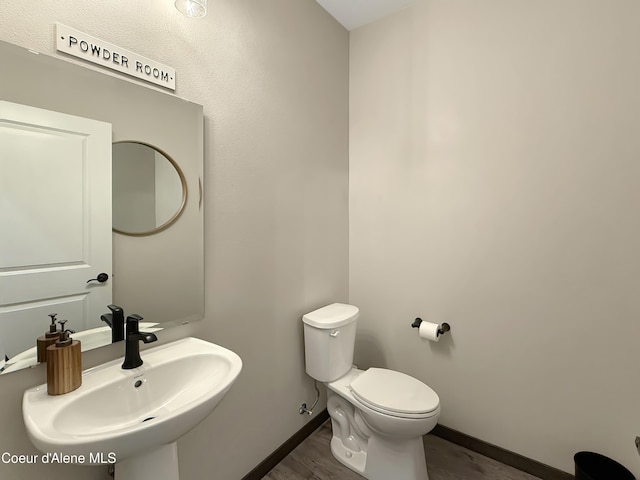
[
  {"xmin": 46, "ymin": 320, "xmax": 82, "ymax": 395},
  {"xmin": 36, "ymin": 313, "xmax": 61, "ymax": 363}
]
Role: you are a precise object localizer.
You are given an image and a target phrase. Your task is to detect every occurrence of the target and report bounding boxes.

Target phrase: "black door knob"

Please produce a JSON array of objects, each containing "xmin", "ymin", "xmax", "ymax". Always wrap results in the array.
[{"xmin": 87, "ymin": 273, "xmax": 109, "ymax": 284}]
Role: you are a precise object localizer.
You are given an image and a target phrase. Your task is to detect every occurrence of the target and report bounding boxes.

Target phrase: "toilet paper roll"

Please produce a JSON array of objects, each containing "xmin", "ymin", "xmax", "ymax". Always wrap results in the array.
[{"xmin": 418, "ymin": 321, "xmax": 441, "ymax": 342}]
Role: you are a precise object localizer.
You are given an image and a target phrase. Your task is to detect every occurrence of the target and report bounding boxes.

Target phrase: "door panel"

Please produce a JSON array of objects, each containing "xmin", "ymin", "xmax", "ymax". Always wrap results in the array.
[
  {"xmin": 1, "ymin": 295, "xmax": 87, "ymax": 359},
  {"xmin": 0, "ymin": 101, "xmax": 112, "ymax": 358}
]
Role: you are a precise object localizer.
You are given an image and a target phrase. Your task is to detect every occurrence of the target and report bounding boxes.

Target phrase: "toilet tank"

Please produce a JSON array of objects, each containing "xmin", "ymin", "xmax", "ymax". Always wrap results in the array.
[{"xmin": 302, "ymin": 303, "xmax": 359, "ymax": 382}]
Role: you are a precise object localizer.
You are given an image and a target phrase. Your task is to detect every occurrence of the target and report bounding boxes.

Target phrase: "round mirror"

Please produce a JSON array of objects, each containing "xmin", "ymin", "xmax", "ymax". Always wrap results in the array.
[{"xmin": 112, "ymin": 141, "xmax": 187, "ymax": 236}]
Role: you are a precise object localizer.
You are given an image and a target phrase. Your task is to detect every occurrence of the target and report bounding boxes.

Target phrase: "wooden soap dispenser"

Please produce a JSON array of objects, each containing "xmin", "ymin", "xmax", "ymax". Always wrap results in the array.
[
  {"xmin": 46, "ymin": 320, "xmax": 82, "ymax": 395},
  {"xmin": 36, "ymin": 313, "xmax": 61, "ymax": 363}
]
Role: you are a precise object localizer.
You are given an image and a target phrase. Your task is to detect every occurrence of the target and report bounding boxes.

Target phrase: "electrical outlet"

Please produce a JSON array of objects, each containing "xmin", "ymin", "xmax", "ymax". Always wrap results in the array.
[{"xmin": 635, "ymin": 436, "xmax": 640, "ymax": 455}]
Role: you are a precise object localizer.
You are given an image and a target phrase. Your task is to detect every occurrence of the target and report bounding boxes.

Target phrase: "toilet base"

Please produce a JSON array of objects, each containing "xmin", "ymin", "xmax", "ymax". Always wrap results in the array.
[
  {"xmin": 327, "ymin": 387, "xmax": 430, "ymax": 480},
  {"xmin": 330, "ymin": 432, "xmax": 429, "ymax": 480},
  {"xmin": 364, "ymin": 435, "xmax": 428, "ymax": 480},
  {"xmin": 331, "ymin": 435, "xmax": 367, "ymax": 475}
]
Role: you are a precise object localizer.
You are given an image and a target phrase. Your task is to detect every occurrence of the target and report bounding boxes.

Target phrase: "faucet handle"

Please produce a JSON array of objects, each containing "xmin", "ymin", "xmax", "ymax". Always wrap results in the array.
[
  {"xmin": 107, "ymin": 304, "xmax": 123, "ymax": 314},
  {"xmin": 125, "ymin": 314, "xmax": 144, "ymax": 334}
]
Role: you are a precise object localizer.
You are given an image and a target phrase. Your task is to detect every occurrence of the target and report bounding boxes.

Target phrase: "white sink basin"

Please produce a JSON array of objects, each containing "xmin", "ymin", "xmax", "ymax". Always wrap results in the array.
[{"xmin": 23, "ymin": 337, "xmax": 241, "ymax": 479}]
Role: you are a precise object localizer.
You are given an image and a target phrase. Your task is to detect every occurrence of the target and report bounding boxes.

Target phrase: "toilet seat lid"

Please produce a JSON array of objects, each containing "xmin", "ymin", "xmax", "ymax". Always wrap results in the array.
[{"xmin": 350, "ymin": 368, "xmax": 439, "ymax": 416}]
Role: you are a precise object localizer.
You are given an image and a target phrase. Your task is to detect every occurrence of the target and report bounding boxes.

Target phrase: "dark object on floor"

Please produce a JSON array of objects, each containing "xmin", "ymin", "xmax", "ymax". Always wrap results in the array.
[{"xmin": 574, "ymin": 451, "xmax": 635, "ymax": 480}]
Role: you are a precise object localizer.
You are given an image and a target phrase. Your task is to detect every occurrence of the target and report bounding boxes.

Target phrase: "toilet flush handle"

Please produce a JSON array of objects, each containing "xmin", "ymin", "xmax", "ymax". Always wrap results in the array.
[{"xmin": 330, "ymin": 330, "xmax": 340, "ymax": 337}]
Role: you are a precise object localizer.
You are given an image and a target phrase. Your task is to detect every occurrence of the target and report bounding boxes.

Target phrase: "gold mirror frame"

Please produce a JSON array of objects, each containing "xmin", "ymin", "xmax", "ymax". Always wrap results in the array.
[{"xmin": 112, "ymin": 140, "xmax": 188, "ymax": 237}]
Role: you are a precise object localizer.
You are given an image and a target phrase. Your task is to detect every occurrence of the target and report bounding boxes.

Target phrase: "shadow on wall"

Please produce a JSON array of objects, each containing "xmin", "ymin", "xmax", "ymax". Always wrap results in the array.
[
  {"xmin": 428, "ymin": 330, "xmax": 455, "ymax": 358},
  {"xmin": 354, "ymin": 331, "xmax": 387, "ymax": 369}
]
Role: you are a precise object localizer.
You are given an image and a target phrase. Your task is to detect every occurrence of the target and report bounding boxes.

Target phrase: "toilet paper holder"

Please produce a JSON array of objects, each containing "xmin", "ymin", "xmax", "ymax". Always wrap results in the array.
[{"xmin": 411, "ymin": 317, "xmax": 451, "ymax": 336}]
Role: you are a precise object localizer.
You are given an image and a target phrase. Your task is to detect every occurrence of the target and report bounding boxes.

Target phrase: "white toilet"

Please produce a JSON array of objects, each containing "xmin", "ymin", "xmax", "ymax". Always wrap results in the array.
[{"xmin": 302, "ymin": 303, "xmax": 440, "ymax": 480}]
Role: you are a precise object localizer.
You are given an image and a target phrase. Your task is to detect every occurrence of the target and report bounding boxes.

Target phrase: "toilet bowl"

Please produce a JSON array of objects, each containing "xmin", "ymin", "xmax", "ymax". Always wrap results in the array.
[{"xmin": 302, "ymin": 304, "xmax": 441, "ymax": 480}]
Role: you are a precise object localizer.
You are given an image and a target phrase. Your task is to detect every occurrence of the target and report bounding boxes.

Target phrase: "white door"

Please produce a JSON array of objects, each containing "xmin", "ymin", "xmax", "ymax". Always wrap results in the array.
[{"xmin": 0, "ymin": 101, "xmax": 112, "ymax": 358}]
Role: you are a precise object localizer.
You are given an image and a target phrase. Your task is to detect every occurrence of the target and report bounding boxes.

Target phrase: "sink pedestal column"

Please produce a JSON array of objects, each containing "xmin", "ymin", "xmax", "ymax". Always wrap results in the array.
[{"xmin": 115, "ymin": 442, "xmax": 179, "ymax": 480}]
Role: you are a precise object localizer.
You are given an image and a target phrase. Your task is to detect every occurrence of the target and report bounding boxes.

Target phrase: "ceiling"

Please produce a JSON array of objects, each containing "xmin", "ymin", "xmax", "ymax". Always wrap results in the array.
[{"xmin": 316, "ymin": 0, "xmax": 419, "ymax": 31}]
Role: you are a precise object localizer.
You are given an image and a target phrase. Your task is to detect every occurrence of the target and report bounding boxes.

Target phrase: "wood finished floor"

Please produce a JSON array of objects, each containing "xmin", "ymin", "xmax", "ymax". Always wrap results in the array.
[{"xmin": 263, "ymin": 421, "xmax": 542, "ymax": 480}]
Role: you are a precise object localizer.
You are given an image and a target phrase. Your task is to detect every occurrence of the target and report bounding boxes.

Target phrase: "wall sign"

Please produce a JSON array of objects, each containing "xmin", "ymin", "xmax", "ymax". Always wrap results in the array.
[{"xmin": 55, "ymin": 24, "xmax": 176, "ymax": 91}]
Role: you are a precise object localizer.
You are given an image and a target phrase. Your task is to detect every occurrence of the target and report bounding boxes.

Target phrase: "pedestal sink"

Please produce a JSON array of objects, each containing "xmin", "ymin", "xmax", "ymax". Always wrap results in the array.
[{"xmin": 23, "ymin": 337, "xmax": 242, "ymax": 480}]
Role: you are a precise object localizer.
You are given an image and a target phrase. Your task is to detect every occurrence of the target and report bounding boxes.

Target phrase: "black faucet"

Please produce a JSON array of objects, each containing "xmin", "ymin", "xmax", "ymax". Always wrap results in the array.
[
  {"xmin": 122, "ymin": 314, "xmax": 158, "ymax": 369},
  {"xmin": 101, "ymin": 304, "xmax": 126, "ymax": 343}
]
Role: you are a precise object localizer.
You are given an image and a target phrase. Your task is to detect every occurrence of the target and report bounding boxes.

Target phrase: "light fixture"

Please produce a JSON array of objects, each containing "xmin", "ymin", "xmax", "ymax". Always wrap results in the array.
[{"xmin": 175, "ymin": 0, "xmax": 207, "ymax": 18}]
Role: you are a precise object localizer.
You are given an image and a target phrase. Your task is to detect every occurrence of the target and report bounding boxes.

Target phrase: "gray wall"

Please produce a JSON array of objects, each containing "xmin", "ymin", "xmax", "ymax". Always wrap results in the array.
[
  {"xmin": 0, "ymin": 1, "xmax": 349, "ymax": 479},
  {"xmin": 350, "ymin": 0, "xmax": 640, "ymax": 475}
]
